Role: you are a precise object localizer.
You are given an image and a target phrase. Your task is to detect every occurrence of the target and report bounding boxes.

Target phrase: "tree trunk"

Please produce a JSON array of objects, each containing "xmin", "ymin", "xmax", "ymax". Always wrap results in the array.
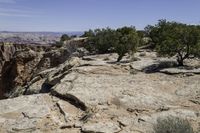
[
  {"xmin": 177, "ymin": 58, "xmax": 184, "ymax": 66},
  {"xmin": 177, "ymin": 52, "xmax": 185, "ymax": 66},
  {"xmin": 117, "ymin": 54, "xmax": 123, "ymax": 62}
]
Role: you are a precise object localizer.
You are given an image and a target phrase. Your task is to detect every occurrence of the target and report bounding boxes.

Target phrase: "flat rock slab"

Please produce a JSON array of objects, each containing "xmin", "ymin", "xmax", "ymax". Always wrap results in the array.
[
  {"xmin": 81, "ymin": 122, "xmax": 121, "ymax": 133},
  {"xmin": 52, "ymin": 65, "xmax": 200, "ymax": 110},
  {"xmin": 0, "ymin": 94, "xmax": 82, "ymax": 133},
  {"xmin": 2, "ymin": 52, "xmax": 200, "ymax": 132},
  {"xmin": 131, "ymin": 57, "xmax": 177, "ymax": 72},
  {"xmin": 131, "ymin": 58, "xmax": 156, "ymax": 71},
  {"xmin": 160, "ymin": 68, "xmax": 200, "ymax": 74}
]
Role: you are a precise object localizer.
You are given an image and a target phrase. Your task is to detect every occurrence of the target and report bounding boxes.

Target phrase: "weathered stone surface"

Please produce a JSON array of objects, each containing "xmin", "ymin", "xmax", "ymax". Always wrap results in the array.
[
  {"xmin": 0, "ymin": 94, "xmax": 83, "ymax": 133},
  {"xmin": 0, "ymin": 50, "xmax": 200, "ymax": 132},
  {"xmin": 0, "ymin": 43, "xmax": 48, "ymax": 99},
  {"xmin": 131, "ymin": 58, "xmax": 177, "ymax": 72},
  {"xmin": 0, "ymin": 41, "xmax": 83, "ymax": 99},
  {"xmin": 82, "ymin": 122, "xmax": 121, "ymax": 133},
  {"xmin": 51, "ymin": 59, "xmax": 199, "ymax": 109},
  {"xmin": 50, "ymin": 51, "xmax": 200, "ymax": 132},
  {"xmin": 160, "ymin": 67, "xmax": 200, "ymax": 74}
]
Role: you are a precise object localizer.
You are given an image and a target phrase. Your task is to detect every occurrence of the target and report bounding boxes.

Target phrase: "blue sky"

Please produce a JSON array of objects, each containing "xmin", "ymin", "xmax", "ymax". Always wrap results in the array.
[{"xmin": 0, "ymin": 0, "xmax": 199, "ymax": 32}]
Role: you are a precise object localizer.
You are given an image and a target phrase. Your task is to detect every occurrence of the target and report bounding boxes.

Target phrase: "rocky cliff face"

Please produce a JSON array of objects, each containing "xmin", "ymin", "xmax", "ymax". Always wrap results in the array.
[
  {"xmin": 0, "ymin": 42, "xmax": 199, "ymax": 133},
  {"xmin": 0, "ymin": 43, "xmax": 39, "ymax": 98},
  {"xmin": 0, "ymin": 41, "xmax": 86, "ymax": 99}
]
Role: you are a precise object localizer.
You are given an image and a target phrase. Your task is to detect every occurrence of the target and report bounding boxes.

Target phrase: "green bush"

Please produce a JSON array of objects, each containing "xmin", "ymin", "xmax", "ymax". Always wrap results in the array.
[
  {"xmin": 153, "ymin": 116, "xmax": 194, "ymax": 133},
  {"xmin": 60, "ymin": 34, "xmax": 70, "ymax": 42},
  {"xmin": 52, "ymin": 41, "xmax": 64, "ymax": 48},
  {"xmin": 115, "ymin": 26, "xmax": 139, "ymax": 62},
  {"xmin": 137, "ymin": 30, "xmax": 149, "ymax": 46},
  {"xmin": 93, "ymin": 28, "xmax": 117, "ymax": 54},
  {"xmin": 83, "ymin": 27, "xmax": 139, "ymax": 62},
  {"xmin": 81, "ymin": 29, "xmax": 95, "ymax": 38}
]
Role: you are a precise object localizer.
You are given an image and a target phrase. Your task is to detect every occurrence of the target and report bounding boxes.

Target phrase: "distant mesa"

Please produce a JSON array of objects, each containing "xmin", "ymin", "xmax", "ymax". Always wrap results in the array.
[{"xmin": 0, "ymin": 31, "xmax": 83, "ymax": 45}]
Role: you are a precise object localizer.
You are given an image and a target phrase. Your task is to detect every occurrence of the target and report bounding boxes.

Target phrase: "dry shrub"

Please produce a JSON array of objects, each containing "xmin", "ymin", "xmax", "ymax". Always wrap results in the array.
[{"xmin": 153, "ymin": 116, "xmax": 194, "ymax": 133}]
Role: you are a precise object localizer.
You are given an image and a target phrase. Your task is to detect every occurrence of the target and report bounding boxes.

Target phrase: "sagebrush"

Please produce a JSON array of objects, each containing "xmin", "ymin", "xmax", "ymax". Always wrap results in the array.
[{"xmin": 153, "ymin": 116, "xmax": 194, "ymax": 133}]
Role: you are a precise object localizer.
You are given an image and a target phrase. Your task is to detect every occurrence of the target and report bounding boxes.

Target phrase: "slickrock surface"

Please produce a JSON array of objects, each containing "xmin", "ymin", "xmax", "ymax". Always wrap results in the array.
[{"xmin": 0, "ymin": 45, "xmax": 200, "ymax": 132}]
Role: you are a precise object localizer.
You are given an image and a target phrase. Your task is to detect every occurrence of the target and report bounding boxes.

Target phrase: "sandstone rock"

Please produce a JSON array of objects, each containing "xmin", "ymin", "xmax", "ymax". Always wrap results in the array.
[
  {"xmin": 0, "ymin": 50, "xmax": 200, "ymax": 132},
  {"xmin": 81, "ymin": 122, "xmax": 121, "ymax": 133},
  {"xmin": 0, "ymin": 41, "xmax": 84, "ymax": 99},
  {"xmin": 0, "ymin": 43, "xmax": 16, "ymax": 62},
  {"xmin": 131, "ymin": 58, "xmax": 177, "ymax": 73},
  {"xmin": 50, "ymin": 52, "xmax": 200, "ymax": 132},
  {"xmin": 44, "ymin": 57, "xmax": 80, "ymax": 87},
  {"xmin": 0, "ymin": 43, "xmax": 49, "ymax": 99},
  {"xmin": 10, "ymin": 57, "xmax": 81, "ymax": 97},
  {"xmin": 160, "ymin": 67, "xmax": 200, "ymax": 75},
  {"xmin": 0, "ymin": 94, "xmax": 83, "ymax": 133},
  {"xmin": 0, "ymin": 48, "xmax": 42, "ymax": 98}
]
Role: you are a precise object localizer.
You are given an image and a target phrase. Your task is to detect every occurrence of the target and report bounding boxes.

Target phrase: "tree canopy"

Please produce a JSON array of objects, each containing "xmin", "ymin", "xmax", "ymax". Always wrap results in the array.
[
  {"xmin": 60, "ymin": 34, "xmax": 70, "ymax": 42},
  {"xmin": 82, "ymin": 20, "xmax": 200, "ymax": 64},
  {"xmin": 115, "ymin": 26, "xmax": 139, "ymax": 61},
  {"xmin": 83, "ymin": 27, "xmax": 139, "ymax": 62},
  {"xmin": 145, "ymin": 20, "xmax": 200, "ymax": 66}
]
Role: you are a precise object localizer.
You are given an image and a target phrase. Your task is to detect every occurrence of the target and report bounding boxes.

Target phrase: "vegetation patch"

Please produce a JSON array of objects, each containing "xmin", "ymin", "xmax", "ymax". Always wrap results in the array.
[{"xmin": 153, "ymin": 116, "xmax": 194, "ymax": 133}]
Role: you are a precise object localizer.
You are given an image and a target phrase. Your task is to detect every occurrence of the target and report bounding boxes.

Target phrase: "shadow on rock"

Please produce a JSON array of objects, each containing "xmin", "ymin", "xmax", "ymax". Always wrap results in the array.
[
  {"xmin": 39, "ymin": 83, "xmax": 53, "ymax": 93},
  {"xmin": 142, "ymin": 60, "xmax": 178, "ymax": 73}
]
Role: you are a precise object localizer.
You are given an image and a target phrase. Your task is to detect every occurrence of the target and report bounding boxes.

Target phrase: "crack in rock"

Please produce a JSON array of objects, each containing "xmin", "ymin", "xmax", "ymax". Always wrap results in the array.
[
  {"xmin": 56, "ymin": 102, "xmax": 68, "ymax": 122},
  {"xmin": 51, "ymin": 90, "xmax": 87, "ymax": 111}
]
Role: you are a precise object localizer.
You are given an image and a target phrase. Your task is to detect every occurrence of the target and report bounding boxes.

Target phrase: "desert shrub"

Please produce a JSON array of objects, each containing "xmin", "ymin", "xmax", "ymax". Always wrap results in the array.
[
  {"xmin": 52, "ymin": 41, "xmax": 64, "ymax": 48},
  {"xmin": 153, "ymin": 116, "xmax": 194, "ymax": 133}
]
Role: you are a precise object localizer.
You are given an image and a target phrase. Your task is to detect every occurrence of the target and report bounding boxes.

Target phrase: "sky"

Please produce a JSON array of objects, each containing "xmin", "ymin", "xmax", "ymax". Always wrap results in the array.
[{"xmin": 0, "ymin": 0, "xmax": 199, "ymax": 32}]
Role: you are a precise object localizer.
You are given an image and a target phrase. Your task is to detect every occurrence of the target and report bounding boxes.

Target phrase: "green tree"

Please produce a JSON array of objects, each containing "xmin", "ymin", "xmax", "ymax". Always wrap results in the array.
[
  {"xmin": 60, "ymin": 34, "xmax": 70, "ymax": 42},
  {"xmin": 115, "ymin": 26, "xmax": 139, "ymax": 62},
  {"xmin": 81, "ymin": 29, "xmax": 94, "ymax": 37},
  {"xmin": 146, "ymin": 20, "xmax": 200, "ymax": 66},
  {"xmin": 70, "ymin": 35, "xmax": 77, "ymax": 38},
  {"xmin": 93, "ymin": 28, "xmax": 117, "ymax": 54},
  {"xmin": 137, "ymin": 30, "xmax": 148, "ymax": 46},
  {"xmin": 83, "ymin": 27, "xmax": 139, "ymax": 62},
  {"xmin": 83, "ymin": 28, "xmax": 117, "ymax": 54}
]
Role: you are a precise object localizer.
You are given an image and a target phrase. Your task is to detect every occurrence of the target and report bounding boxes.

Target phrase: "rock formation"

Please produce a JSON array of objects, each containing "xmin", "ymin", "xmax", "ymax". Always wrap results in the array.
[
  {"xmin": 0, "ymin": 42, "xmax": 199, "ymax": 133},
  {"xmin": 0, "ymin": 41, "xmax": 86, "ymax": 99}
]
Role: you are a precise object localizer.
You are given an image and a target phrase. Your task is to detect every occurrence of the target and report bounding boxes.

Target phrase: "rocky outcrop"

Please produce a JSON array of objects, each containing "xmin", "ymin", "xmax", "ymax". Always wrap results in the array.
[
  {"xmin": 0, "ymin": 94, "xmax": 84, "ymax": 133},
  {"xmin": 0, "ymin": 40, "xmax": 87, "ymax": 99},
  {"xmin": 0, "ymin": 47, "xmax": 200, "ymax": 132},
  {"xmin": 0, "ymin": 43, "xmax": 48, "ymax": 99}
]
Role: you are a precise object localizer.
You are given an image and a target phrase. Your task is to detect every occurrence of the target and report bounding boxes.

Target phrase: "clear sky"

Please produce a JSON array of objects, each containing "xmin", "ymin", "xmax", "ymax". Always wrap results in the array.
[{"xmin": 0, "ymin": 0, "xmax": 199, "ymax": 32}]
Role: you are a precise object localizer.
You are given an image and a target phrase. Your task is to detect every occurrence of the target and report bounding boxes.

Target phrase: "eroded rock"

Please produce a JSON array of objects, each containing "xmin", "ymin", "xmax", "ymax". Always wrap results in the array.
[
  {"xmin": 0, "ymin": 94, "xmax": 84, "ymax": 133},
  {"xmin": 81, "ymin": 122, "xmax": 121, "ymax": 133},
  {"xmin": 0, "ymin": 50, "xmax": 200, "ymax": 132}
]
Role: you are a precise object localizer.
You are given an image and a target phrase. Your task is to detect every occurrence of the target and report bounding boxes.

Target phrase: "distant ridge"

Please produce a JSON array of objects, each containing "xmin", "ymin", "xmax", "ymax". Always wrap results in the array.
[
  {"xmin": 0, "ymin": 31, "xmax": 84, "ymax": 45},
  {"xmin": 0, "ymin": 31, "xmax": 84, "ymax": 36}
]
